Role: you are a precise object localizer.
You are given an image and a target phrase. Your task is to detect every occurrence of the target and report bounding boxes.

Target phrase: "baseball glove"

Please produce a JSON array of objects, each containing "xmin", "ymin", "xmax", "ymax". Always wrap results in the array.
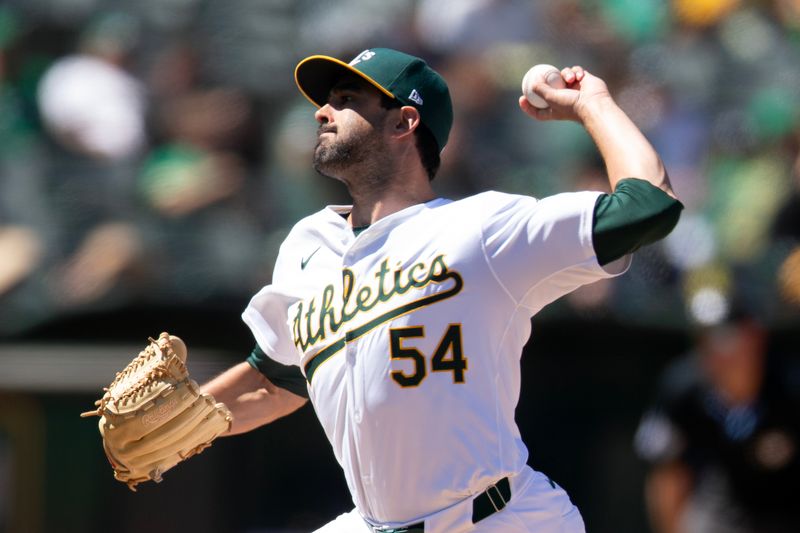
[{"xmin": 81, "ymin": 332, "xmax": 232, "ymax": 491}]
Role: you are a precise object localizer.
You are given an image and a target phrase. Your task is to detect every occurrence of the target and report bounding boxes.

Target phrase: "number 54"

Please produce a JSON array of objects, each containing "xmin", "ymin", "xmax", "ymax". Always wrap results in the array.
[{"xmin": 389, "ymin": 324, "xmax": 468, "ymax": 387}]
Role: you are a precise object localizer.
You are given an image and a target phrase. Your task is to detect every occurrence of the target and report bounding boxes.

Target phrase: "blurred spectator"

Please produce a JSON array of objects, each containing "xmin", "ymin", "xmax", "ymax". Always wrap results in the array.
[
  {"xmin": 139, "ymin": 86, "xmax": 250, "ymax": 218},
  {"xmin": 132, "ymin": 38, "xmax": 270, "ymax": 301},
  {"xmin": 634, "ymin": 306, "xmax": 800, "ymax": 533},
  {"xmin": 32, "ymin": 13, "xmax": 148, "ymax": 311},
  {"xmin": 414, "ymin": 0, "xmax": 540, "ymax": 54},
  {"xmin": 52, "ymin": 222, "xmax": 143, "ymax": 306},
  {"xmin": 777, "ymin": 247, "xmax": 800, "ymax": 307},
  {"xmin": 142, "ymin": 41, "xmax": 251, "ymax": 218},
  {"xmin": 299, "ymin": 0, "xmax": 415, "ymax": 55},
  {"xmin": 36, "ymin": 12, "xmax": 145, "ymax": 160},
  {"xmin": 773, "ymin": 148, "xmax": 800, "ymax": 307},
  {"xmin": 0, "ymin": 8, "xmax": 44, "ymax": 299},
  {"xmin": 0, "ymin": 226, "xmax": 42, "ymax": 297},
  {"xmin": 772, "ymin": 148, "xmax": 800, "ymax": 244}
]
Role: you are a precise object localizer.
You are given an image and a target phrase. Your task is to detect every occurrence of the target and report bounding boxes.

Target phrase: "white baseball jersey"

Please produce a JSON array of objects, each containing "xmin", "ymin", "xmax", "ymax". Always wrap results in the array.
[{"xmin": 243, "ymin": 191, "xmax": 628, "ymax": 526}]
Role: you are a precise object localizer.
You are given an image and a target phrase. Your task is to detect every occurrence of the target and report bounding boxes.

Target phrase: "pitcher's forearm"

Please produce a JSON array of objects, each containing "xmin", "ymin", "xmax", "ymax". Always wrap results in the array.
[
  {"xmin": 202, "ymin": 362, "xmax": 308, "ymax": 436},
  {"xmin": 579, "ymin": 95, "xmax": 675, "ymax": 199}
]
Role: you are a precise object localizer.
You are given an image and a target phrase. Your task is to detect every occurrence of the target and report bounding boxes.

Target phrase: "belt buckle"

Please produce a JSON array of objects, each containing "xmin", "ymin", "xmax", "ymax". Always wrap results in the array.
[{"xmin": 485, "ymin": 481, "xmax": 508, "ymax": 512}]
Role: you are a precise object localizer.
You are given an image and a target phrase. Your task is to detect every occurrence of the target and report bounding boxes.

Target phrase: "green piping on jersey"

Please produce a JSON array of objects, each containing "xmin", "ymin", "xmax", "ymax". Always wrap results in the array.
[
  {"xmin": 592, "ymin": 178, "xmax": 683, "ymax": 265},
  {"xmin": 304, "ymin": 270, "xmax": 464, "ymax": 383}
]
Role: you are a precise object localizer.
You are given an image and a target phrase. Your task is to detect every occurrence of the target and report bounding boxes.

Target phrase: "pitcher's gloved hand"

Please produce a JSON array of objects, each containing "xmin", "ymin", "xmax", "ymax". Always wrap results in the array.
[{"xmin": 81, "ymin": 332, "xmax": 232, "ymax": 490}]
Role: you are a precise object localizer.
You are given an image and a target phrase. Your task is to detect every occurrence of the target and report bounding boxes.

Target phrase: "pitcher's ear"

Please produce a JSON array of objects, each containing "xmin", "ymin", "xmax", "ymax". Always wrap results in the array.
[{"xmin": 395, "ymin": 106, "xmax": 421, "ymax": 137}]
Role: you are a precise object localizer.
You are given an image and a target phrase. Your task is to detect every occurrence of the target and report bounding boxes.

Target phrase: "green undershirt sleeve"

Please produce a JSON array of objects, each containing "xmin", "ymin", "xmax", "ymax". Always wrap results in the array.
[
  {"xmin": 246, "ymin": 344, "xmax": 309, "ymax": 398},
  {"xmin": 592, "ymin": 178, "xmax": 684, "ymax": 266}
]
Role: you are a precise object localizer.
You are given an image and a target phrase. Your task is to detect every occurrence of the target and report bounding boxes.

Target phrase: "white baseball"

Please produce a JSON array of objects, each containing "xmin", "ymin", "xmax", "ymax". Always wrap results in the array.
[{"xmin": 521, "ymin": 64, "xmax": 566, "ymax": 109}]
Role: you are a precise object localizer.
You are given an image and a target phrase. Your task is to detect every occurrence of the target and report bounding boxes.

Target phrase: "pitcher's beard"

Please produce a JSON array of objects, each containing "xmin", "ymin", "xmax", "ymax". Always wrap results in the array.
[
  {"xmin": 313, "ymin": 131, "xmax": 391, "ymax": 190},
  {"xmin": 313, "ymin": 139, "xmax": 363, "ymax": 179}
]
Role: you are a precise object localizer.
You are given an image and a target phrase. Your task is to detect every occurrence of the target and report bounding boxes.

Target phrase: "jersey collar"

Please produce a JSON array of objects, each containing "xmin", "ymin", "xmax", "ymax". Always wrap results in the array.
[{"xmin": 323, "ymin": 198, "xmax": 451, "ymax": 235}]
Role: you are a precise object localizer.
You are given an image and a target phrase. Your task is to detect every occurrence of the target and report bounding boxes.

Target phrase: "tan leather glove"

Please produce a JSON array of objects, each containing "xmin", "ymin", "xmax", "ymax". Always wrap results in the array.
[{"xmin": 81, "ymin": 332, "xmax": 232, "ymax": 490}]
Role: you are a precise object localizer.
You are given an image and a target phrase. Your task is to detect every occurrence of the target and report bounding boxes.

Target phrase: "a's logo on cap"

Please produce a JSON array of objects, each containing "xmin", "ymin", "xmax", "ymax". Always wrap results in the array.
[
  {"xmin": 350, "ymin": 49, "xmax": 376, "ymax": 66},
  {"xmin": 408, "ymin": 89, "xmax": 423, "ymax": 105}
]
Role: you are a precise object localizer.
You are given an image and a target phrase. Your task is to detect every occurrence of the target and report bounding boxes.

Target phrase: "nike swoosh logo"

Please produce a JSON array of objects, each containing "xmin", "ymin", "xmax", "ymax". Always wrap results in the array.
[{"xmin": 300, "ymin": 247, "xmax": 321, "ymax": 270}]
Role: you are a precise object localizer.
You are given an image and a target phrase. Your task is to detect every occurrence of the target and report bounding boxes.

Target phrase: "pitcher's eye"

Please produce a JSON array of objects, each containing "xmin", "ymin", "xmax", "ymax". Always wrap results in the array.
[{"xmin": 334, "ymin": 94, "xmax": 354, "ymax": 105}]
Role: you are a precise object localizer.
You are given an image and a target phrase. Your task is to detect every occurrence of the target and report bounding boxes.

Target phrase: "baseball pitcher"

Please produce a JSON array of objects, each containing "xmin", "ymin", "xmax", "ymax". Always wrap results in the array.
[{"xmin": 86, "ymin": 48, "xmax": 682, "ymax": 532}]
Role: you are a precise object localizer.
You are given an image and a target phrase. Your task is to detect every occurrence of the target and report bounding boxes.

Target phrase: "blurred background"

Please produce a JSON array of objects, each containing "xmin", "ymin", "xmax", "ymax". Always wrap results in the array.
[{"xmin": 0, "ymin": 0, "xmax": 799, "ymax": 532}]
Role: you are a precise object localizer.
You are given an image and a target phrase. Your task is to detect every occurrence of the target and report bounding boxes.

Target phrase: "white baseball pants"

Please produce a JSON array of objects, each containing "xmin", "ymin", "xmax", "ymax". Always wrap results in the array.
[{"xmin": 313, "ymin": 466, "xmax": 587, "ymax": 533}]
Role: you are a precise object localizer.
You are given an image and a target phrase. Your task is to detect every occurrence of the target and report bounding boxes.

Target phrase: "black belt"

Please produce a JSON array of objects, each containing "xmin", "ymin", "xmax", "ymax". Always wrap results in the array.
[{"xmin": 366, "ymin": 477, "xmax": 511, "ymax": 533}]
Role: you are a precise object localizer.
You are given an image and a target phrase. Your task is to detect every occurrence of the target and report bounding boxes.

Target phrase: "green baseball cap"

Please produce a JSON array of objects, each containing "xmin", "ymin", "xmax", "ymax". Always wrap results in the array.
[{"xmin": 294, "ymin": 48, "xmax": 453, "ymax": 152}]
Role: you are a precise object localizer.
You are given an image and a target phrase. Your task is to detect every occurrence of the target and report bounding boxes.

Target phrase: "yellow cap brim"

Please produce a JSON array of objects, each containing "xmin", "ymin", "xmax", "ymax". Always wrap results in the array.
[{"xmin": 294, "ymin": 55, "xmax": 395, "ymax": 108}]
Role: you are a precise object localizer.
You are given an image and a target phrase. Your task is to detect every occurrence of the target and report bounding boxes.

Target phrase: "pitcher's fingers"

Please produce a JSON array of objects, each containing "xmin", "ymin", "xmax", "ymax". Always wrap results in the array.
[{"xmin": 561, "ymin": 66, "xmax": 586, "ymax": 86}]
